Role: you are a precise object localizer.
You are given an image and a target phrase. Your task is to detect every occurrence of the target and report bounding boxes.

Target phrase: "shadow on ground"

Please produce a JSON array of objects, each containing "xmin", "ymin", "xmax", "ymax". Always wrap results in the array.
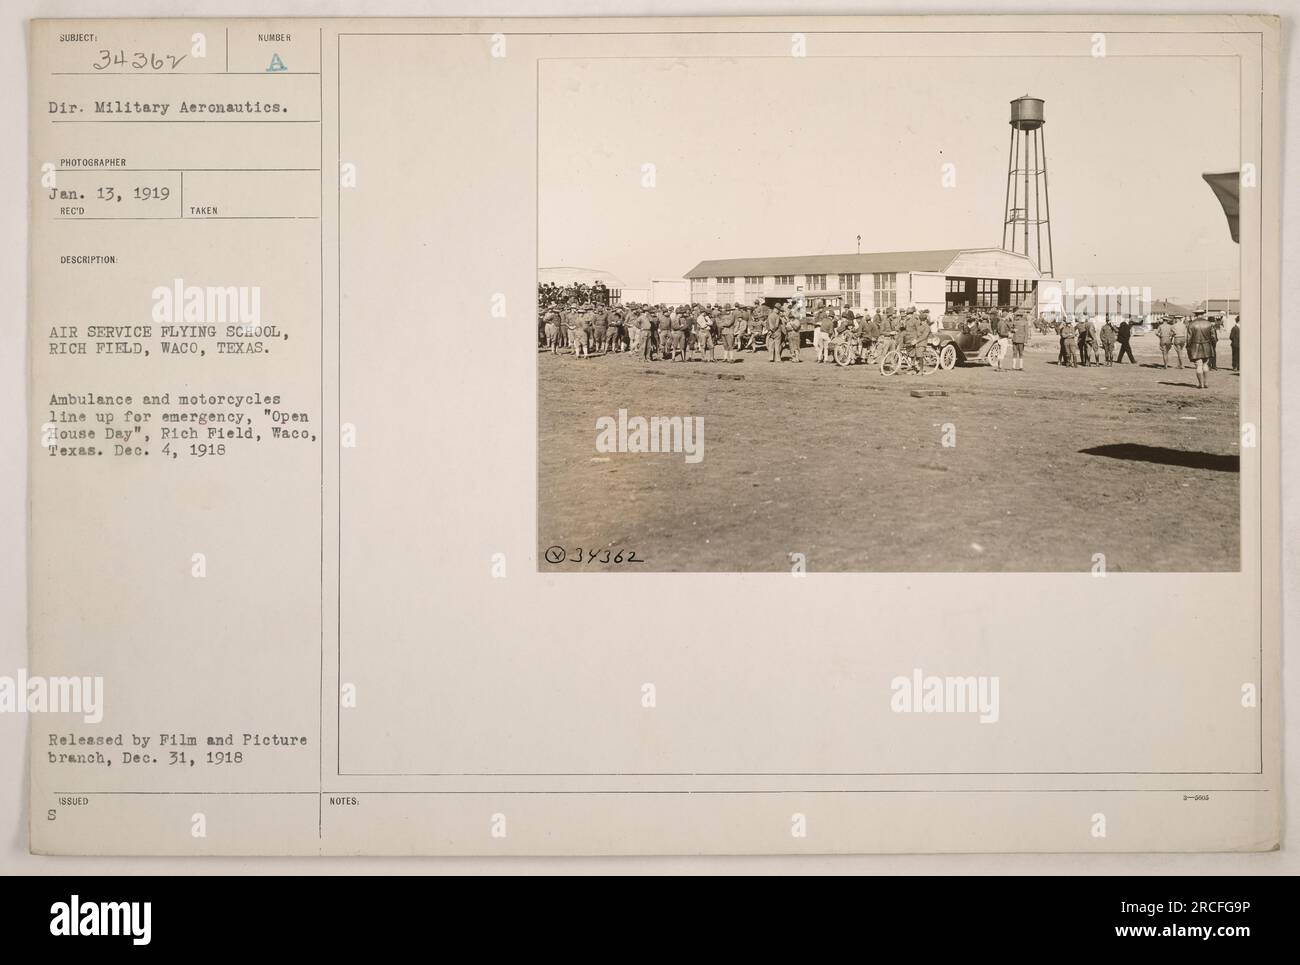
[{"xmin": 1079, "ymin": 443, "xmax": 1239, "ymax": 473}]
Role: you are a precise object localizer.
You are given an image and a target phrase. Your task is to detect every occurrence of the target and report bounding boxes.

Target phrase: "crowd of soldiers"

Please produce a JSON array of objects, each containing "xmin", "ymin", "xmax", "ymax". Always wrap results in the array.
[
  {"xmin": 539, "ymin": 299, "xmax": 940, "ymax": 368},
  {"xmin": 538, "ymin": 280, "xmax": 612, "ymax": 310},
  {"xmin": 1050, "ymin": 314, "xmax": 1128, "ymax": 367},
  {"xmin": 1048, "ymin": 312, "xmax": 1234, "ymax": 383},
  {"xmin": 538, "ymin": 291, "xmax": 1237, "ymax": 387}
]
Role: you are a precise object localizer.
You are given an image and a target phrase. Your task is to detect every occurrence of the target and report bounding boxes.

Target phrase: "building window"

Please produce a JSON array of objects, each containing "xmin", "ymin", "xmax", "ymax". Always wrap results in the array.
[
  {"xmin": 691, "ymin": 278, "xmax": 709, "ymax": 301},
  {"xmin": 976, "ymin": 278, "xmax": 998, "ymax": 308},
  {"xmin": 774, "ymin": 275, "xmax": 795, "ymax": 286},
  {"xmin": 806, "ymin": 274, "xmax": 827, "ymax": 291},
  {"xmin": 714, "ymin": 276, "xmax": 734, "ymax": 285},
  {"xmin": 946, "ymin": 279, "xmax": 967, "ymax": 293},
  {"xmin": 839, "ymin": 274, "xmax": 861, "ymax": 308},
  {"xmin": 743, "ymin": 276, "xmax": 764, "ymax": 302},
  {"xmin": 1009, "ymin": 279, "xmax": 1036, "ymax": 304},
  {"xmin": 873, "ymin": 272, "xmax": 897, "ymax": 309}
]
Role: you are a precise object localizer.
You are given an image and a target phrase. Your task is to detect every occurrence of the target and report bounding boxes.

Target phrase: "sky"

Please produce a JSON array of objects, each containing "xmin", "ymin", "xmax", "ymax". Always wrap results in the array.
[{"xmin": 539, "ymin": 55, "xmax": 1241, "ymax": 304}]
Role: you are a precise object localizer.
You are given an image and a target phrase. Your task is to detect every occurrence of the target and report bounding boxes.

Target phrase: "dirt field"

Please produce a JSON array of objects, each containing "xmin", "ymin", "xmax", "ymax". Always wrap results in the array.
[{"xmin": 538, "ymin": 334, "xmax": 1240, "ymax": 572}]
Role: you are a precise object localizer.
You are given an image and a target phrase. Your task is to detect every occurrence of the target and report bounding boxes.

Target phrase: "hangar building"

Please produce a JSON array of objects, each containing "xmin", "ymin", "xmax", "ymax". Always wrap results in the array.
[{"xmin": 683, "ymin": 247, "xmax": 1060, "ymax": 316}]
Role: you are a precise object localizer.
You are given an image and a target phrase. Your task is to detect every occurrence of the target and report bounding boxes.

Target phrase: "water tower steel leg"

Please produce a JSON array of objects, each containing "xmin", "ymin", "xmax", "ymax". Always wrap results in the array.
[
  {"xmin": 1033, "ymin": 130, "xmax": 1043, "ymax": 272},
  {"xmin": 1039, "ymin": 125, "xmax": 1054, "ymax": 277},
  {"xmin": 1002, "ymin": 127, "xmax": 1015, "ymax": 250},
  {"xmin": 1011, "ymin": 128, "xmax": 1022, "ymax": 253},
  {"xmin": 1022, "ymin": 124, "xmax": 1030, "ymax": 259}
]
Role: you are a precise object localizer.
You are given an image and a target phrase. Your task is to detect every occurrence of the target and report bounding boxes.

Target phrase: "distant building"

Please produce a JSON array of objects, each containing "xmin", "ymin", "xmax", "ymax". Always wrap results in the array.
[
  {"xmin": 684, "ymin": 248, "xmax": 1055, "ymax": 316},
  {"xmin": 538, "ymin": 266, "xmax": 626, "ymax": 304},
  {"xmin": 1198, "ymin": 298, "xmax": 1240, "ymax": 314},
  {"xmin": 648, "ymin": 279, "xmax": 689, "ymax": 306}
]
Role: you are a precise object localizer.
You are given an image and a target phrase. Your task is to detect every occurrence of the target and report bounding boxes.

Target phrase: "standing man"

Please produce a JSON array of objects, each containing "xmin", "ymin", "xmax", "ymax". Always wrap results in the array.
[
  {"xmin": 733, "ymin": 303, "xmax": 749, "ymax": 353},
  {"xmin": 1059, "ymin": 316, "xmax": 1077, "ymax": 367},
  {"xmin": 638, "ymin": 307, "xmax": 653, "ymax": 360},
  {"xmin": 813, "ymin": 310, "xmax": 831, "ymax": 363},
  {"xmin": 610, "ymin": 303, "xmax": 625, "ymax": 352},
  {"xmin": 696, "ymin": 306, "xmax": 714, "ymax": 362},
  {"xmin": 592, "ymin": 304, "xmax": 608, "ymax": 356},
  {"xmin": 573, "ymin": 303, "xmax": 587, "ymax": 356},
  {"xmin": 766, "ymin": 305, "xmax": 783, "ymax": 362},
  {"xmin": 995, "ymin": 310, "xmax": 1012, "ymax": 372},
  {"xmin": 909, "ymin": 309, "xmax": 930, "ymax": 374},
  {"xmin": 1186, "ymin": 312, "xmax": 1216, "ymax": 388},
  {"xmin": 861, "ymin": 309, "xmax": 882, "ymax": 362},
  {"xmin": 1077, "ymin": 316, "xmax": 1091, "ymax": 367},
  {"xmin": 1229, "ymin": 317, "xmax": 1241, "ymax": 371},
  {"xmin": 1010, "ymin": 311, "xmax": 1030, "ymax": 370},
  {"xmin": 671, "ymin": 306, "xmax": 689, "ymax": 361},
  {"xmin": 1156, "ymin": 316, "xmax": 1175, "ymax": 368},
  {"xmin": 1170, "ymin": 315, "xmax": 1187, "ymax": 368},
  {"xmin": 1100, "ymin": 317, "xmax": 1116, "ymax": 365},
  {"xmin": 543, "ymin": 306, "xmax": 559, "ymax": 354},
  {"xmin": 1115, "ymin": 317, "xmax": 1136, "ymax": 364},
  {"xmin": 718, "ymin": 304, "xmax": 736, "ymax": 363},
  {"xmin": 784, "ymin": 308, "xmax": 803, "ymax": 362},
  {"xmin": 628, "ymin": 305, "xmax": 642, "ymax": 355}
]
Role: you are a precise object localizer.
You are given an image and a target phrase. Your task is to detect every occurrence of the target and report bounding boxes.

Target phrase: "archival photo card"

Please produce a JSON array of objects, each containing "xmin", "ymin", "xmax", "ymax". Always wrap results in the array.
[{"xmin": 24, "ymin": 14, "xmax": 1280, "ymax": 857}]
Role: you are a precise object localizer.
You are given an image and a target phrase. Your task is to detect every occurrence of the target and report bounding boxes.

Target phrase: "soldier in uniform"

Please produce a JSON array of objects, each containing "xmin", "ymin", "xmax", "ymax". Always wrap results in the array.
[
  {"xmin": 994, "ymin": 310, "xmax": 1012, "ymax": 371},
  {"xmin": 766, "ymin": 305, "xmax": 783, "ymax": 362},
  {"xmin": 813, "ymin": 309, "xmax": 832, "ymax": 363},
  {"xmin": 1085, "ymin": 316, "xmax": 1102, "ymax": 366},
  {"xmin": 565, "ymin": 304, "xmax": 581, "ymax": 357},
  {"xmin": 695, "ymin": 306, "xmax": 714, "ymax": 361},
  {"xmin": 542, "ymin": 305, "xmax": 560, "ymax": 354},
  {"xmin": 733, "ymin": 304, "xmax": 749, "ymax": 354},
  {"xmin": 631, "ymin": 306, "xmax": 647, "ymax": 359},
  {"xmin": 670, "ymin": 306, "xmax": 689, "ymax": 361},
  {"xmin": 784, "ymin": 308, "xmax": 803, "ymax": 361},
  {"xmin": 897, "ymin": 307, "xmax": 918, "ymax": 370},
  {"xmin": 592, "ymin": 305, "xmax": 608, "ymax": 355},
  {"xmin": 1115, "ymin": 317, "xmax": 1136, "ymax": 364},
  {"xmin": 912, "ymin": 309, "xmax": 932, "ymax": 371},
  {"xmin": 1186, "ymin": 312, "xmax": 1216, "ymax": 388},
  {"xmin": 612, "ymin": 304, "xmax": 629, "ymax": 353},
  {"xmin": 1077, "ymin": 315, "xmax": 1092, "ymax": 366},
  {"xmin": 1055, "ymin": 315, "xmax": 1069, "ymax": 365},
  {"xmin": 1170, "ymin": 316, "xmax": 1187, "ymax": 368},
  {"xmin": 860, "ymin": 309, "xmax": 882, "ymax": 362},
  {"xmin": 1010, "ymin": 311, "xmax": 1030, "ymax": 370},
  {"xmin": 1099, "ymin": 317, "xmax": 1116, "ymax": 364},
  {"xmin": 718, "ymin": 304, "xmax": 736, "ymax": 363},
  {"xmin": 1062, "ymin": 316, "xmax": 1080, "ymax": 367}
]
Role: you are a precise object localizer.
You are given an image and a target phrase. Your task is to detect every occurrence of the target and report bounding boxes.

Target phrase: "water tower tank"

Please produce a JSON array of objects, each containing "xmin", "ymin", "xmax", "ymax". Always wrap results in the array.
[
  {"xmin": 1000, "ymin": 95, "xmax": 1054, "ymax": 275},
  {"xmin": 1009, "ymin": 96, "xmax": 1045, "ymax": 130}
]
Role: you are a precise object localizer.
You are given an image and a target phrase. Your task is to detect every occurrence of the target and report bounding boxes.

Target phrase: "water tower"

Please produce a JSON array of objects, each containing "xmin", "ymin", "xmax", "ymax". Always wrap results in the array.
[{"xmin": 1001, "ymin": 96, "xmax": 1054, "ymax": 276}]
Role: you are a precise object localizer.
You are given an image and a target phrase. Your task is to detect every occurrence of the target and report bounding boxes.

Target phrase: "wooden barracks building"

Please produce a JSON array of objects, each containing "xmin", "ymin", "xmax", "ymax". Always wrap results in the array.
[{"xmin": 683, "ymin": 247, "xmax": 1059, "ymax": 317}]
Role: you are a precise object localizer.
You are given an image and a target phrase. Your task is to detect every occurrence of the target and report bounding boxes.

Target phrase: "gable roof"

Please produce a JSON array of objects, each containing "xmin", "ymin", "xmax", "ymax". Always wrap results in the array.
[{"xmin": 684, "ymin": 249, "xmax": 966, "ymax": 279}]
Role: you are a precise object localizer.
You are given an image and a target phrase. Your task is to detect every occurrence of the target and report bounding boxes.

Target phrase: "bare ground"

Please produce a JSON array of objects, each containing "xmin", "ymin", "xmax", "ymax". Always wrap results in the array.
[{"xmin": 538, "ymin": 336, "xmax": 1240, "ymax": 572}]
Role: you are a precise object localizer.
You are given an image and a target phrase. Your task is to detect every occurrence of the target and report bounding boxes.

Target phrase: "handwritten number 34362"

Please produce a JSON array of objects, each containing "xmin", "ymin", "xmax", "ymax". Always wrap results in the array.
[{"xmin": 93, "ymin": 49, "xmax": 188, "ymax": 71}]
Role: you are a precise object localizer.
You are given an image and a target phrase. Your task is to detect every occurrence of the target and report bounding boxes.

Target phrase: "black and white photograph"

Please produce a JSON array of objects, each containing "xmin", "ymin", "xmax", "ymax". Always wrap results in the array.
[{"xmin": 538, "ymin": 54, "xmax": 1243, "ymax": 572}]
